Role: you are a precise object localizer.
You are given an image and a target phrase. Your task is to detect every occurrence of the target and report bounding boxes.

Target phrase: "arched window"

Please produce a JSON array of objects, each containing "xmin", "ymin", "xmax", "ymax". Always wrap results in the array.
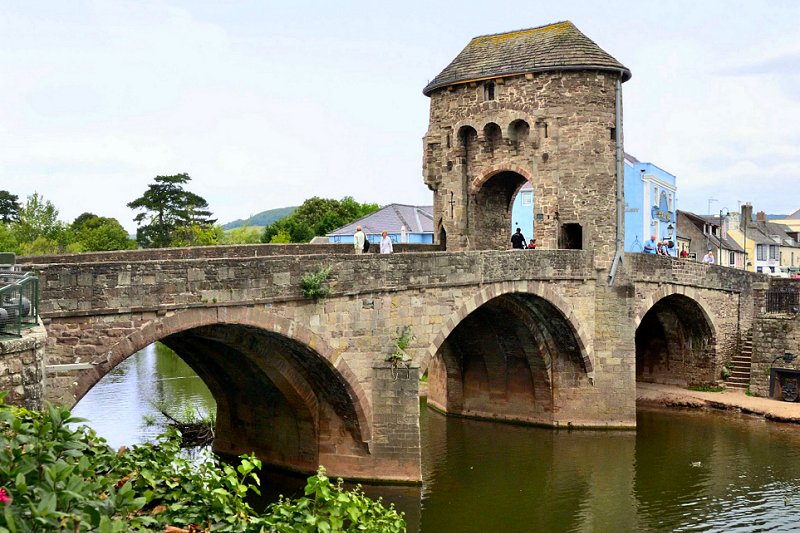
[{"xmin": 508, "ymin": 119, "xmax": 530, "ymax": 142}]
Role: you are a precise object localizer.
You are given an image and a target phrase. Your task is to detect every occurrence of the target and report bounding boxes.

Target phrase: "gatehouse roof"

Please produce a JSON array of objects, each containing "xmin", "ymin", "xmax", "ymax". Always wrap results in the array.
[{"xmin": 423, "ymin": 21, "xmax": 631, "ymax": 96}]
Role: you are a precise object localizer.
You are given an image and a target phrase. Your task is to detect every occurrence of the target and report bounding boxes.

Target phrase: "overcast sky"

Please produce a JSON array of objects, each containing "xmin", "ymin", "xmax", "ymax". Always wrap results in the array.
[{"xmin": 2, "ymin": 1, "xmax": 798, "ymax": 232}]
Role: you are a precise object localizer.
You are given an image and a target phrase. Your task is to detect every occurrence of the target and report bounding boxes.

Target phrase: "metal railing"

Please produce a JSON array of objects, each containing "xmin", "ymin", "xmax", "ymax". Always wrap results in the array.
[
  {"xmin": 0, "ymin": 270, "xmax": 39, "ymax": 336},
  {"xmin": 766, "ymin": 288, "xmax": 800, "ymax": 314}
]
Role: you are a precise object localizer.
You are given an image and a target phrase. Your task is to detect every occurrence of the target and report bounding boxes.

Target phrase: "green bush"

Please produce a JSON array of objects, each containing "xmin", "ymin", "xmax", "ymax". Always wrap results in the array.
[
  {"xmin": 263, "ymin": 467, "xmax": 405, "ymax": 532},
  {"xmin": 0, "ymin": 393, "xmax": 405, "ymax": 532},
  {"xmin": 301, "ymin": 266, "xmax": 332, "ymax": 300}
]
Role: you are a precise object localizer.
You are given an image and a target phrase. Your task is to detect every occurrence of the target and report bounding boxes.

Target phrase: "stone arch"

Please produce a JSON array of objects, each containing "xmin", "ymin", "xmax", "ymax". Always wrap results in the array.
[
  {"xmin": 508, "ymin": 119, "xmax": 531, "ymax": 142},
  {"xmin": 73, "ymin": 306, "xmax": 372, "ymax": 446},
  {"xmin": 424, "ymin": 281, "xmax": 594, "ymax": 425},
  {"xmin": 449, "ymin": 103, "xmax": 537, "ymax": 131},
  {"xmin": 467, "ymin": 165, "xmax": 535, "ymax": 249},
  {"xmin": 457, "ymin": 124, "xmax": 478, "ymax": 145},
  {"xmin": 422, "ymin": 280, "xmax": 593, "ymax": 376},
  {"xmin": 483, "ymin": 122, "xmax": 502, "ymax": 142},
  {"xmin": 635, "ymin": 285, "xmax": 717, "ymax": 332},
  {"xmin": 469, "ymin": 164, "xmax": 534, "ymax": 194},
  {"xmin": 635, "ymin": 286, "xmax": 718, "ymax": 386}
]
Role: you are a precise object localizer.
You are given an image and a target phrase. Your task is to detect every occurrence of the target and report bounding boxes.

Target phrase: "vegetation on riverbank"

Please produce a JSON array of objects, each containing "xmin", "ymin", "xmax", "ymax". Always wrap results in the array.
[{"xmin": 0, "ymin": 394, "xmax": 405, "ymax": 532}]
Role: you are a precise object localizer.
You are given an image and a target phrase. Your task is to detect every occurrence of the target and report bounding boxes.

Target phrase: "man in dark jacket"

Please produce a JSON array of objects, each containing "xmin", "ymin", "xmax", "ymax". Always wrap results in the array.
[{"xmin": 510, "ymin": 228, "xmax": 526, "ymax": 249}]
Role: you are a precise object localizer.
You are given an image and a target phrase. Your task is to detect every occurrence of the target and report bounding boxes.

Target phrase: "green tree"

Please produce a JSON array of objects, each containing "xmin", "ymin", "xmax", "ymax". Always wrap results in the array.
[
  {"xmin": 11, "ymin": 193, "xmax": 68, "ymax": 253},
  {"xmin": 0, "ymin": 190, "xmax": 21, "ymax": 224},
  {"xmin": 127, "ymin": 173, "xmax": 216, "ymax": 248},
  {"xmin": 0, "ymin": 223, "xmax": 19, "ymax": 253},
  {"xmin": 70, "ymin": 213, "xmax": 137, "ymax": 252},
  {"xmin": 220, "ymin": 224, "xmax": 263, "ymax": 244},
  {"xmin": 262, "ymin": 196, "xmax": 379, "ymax": 243}
]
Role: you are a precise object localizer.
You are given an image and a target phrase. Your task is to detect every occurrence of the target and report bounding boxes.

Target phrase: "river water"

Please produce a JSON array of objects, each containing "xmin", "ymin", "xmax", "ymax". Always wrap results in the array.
[{"xmin": 73, "ymin": 344, "xmax": 800, "ymax": 532}]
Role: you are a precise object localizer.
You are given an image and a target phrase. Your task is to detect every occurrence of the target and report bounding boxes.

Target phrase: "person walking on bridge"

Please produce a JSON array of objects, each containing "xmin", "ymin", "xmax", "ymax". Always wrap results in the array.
[
  {"xmin": 511, "ymin": 228, "xmax": 526, "ymax": 249},
  {"xmin": 354, "ymin": 226, "xmax": 366, "ymax": 254}
]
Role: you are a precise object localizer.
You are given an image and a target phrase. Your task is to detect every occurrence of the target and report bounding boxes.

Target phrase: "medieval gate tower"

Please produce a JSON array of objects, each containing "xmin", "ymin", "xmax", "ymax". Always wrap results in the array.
[{"xmin": 423, "ymin": 21, "xmax": 631, "ymax": 267}]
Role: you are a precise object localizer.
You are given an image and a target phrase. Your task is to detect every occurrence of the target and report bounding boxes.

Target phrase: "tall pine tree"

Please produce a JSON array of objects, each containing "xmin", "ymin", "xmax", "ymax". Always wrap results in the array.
[{"xmin": 128, "ymin": 173, "xmax": 216, "ymax": 248}]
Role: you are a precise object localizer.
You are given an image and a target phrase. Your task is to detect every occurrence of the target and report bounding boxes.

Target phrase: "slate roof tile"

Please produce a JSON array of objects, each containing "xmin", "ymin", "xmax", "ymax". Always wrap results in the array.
[{"xmin": 423, "ymin": 21, "xmax": 630, "ymax": 95}]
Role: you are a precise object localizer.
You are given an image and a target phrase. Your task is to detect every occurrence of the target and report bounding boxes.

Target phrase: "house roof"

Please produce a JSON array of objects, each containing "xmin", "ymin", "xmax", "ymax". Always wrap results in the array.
[
  {"xmin": 328, "ymin": 204, "xmax": 434, "ymax": 236},
  {"xmin": 677, "ymin": 210, "xmax": 744, "ymax": 252},
  {"xmin": 423, "ymin": 21, "xmax": 630, "ymax": 96},
  {"xmin": 748, "ymin": 221, "xmax": 800, "ymax": 248}
]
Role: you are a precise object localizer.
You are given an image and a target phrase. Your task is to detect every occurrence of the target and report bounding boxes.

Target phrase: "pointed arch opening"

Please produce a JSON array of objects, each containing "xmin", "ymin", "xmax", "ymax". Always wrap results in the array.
[
  {"xmin": 636, "ymin": 294, "xmax": 717, "ymax": 387},
  {"xmin": 71, "ymin": 312, "xmax": 372, "ymax": 477},
  {"xmin": 428, "ymin": 292, "xmax": 589, "ymax": 426}
]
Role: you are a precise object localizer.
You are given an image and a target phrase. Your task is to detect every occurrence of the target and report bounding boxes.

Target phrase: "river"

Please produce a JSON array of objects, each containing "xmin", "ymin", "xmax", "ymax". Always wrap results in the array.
[{"xmin": 72, "ymin": 343, "xmax": 800, "ymax": 532}]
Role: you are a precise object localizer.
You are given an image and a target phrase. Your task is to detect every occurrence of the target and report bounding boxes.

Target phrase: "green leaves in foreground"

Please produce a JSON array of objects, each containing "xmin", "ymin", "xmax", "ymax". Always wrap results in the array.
[
  {"xmin": 264, "ymin": 466, "xmax": 405, "ymax": 533},
  {"xmin": 0, "ymin": 393, "xmax": 405, "ymax": 532}
]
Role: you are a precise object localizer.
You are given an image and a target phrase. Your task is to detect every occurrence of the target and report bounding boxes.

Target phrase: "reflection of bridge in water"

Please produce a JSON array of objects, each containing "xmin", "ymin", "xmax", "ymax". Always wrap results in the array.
[{"xmin": 21, "ymin": 244, "xmax": 766, "ymax": 482}]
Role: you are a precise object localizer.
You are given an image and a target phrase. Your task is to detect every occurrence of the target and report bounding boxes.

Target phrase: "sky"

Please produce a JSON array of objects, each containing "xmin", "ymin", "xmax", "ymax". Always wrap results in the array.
[{"xmin": 1, "ymin": 1, "xmax": 799, "ymax": 232}]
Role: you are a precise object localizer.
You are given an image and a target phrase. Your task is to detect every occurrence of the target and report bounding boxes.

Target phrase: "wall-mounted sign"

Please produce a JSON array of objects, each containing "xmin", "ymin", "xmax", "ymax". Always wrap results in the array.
[{"xmin": 651, "ymin": 191, "xmax": 673, "ymax": 222}]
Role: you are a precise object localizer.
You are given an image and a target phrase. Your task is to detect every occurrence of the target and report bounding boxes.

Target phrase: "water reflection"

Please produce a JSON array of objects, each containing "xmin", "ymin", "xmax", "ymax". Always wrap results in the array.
[
  {"xmin": 72, "ymin": 342, "xmax": 215, "ymax": 450},
  {"xmin": 73, "ymin": 346, "xmax": 800, "ymax": 532}
]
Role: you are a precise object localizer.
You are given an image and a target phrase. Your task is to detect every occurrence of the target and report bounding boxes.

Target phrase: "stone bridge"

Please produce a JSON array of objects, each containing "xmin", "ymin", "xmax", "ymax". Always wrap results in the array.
[{"xmin": 15, "ymin": 244, "xmax": 767, "ymax": 482}]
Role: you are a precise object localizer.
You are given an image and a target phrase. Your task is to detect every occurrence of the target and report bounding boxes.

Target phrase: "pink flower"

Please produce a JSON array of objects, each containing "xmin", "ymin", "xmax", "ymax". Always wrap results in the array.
[{"xmin": 0, "ymin": 487, "xmax": 10, "ymax": 504}]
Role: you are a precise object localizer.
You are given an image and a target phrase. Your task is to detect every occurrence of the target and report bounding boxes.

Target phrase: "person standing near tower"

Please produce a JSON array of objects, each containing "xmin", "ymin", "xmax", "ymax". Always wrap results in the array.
[{"xmin": 511, "ymin": 228, "xmax": 526, "ymax": 249}]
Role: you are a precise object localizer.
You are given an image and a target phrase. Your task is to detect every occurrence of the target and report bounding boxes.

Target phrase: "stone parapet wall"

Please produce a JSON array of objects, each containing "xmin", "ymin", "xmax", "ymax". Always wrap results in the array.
[
  {"xmin": 624, "ymin": 253, "xmax": 760, "ymax": 291},
  {"xmin": 18, "ymin": 243, "xmax": 442, "ymax": 266},
  {"xmin": 29, "ymin": 250, "xmax": 593, "ymax": 317},
  {"xmin": 0, "ymin": 324, "xmax": 46, "ymax": 409}
]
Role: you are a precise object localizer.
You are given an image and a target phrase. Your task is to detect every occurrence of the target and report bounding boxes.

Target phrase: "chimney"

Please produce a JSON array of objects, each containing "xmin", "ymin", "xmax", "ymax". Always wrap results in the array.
[
  {"xmin": 756, "ymin": 211, "xmax": 766, "ymax": 222},
  {"xmin": 740, "ymin": 203, "xmax": 752, "ymax": 231}
]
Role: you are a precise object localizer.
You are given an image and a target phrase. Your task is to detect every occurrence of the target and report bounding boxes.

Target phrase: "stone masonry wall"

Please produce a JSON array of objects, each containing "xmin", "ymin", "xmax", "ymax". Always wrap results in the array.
[
  {"xmin": 750, "ymin": 314, "xmax": 800, "ymax": 397},
  {"xmin": 0, "ymin": 324, "xmax": 46, "ymax": 409},
  {"xmin": 424, "ymin": 71, "xmax": 620, "ymax": 268},
  {"xmin": 18, "ymin": 243, "xmax": 441, "ymax": 266}
]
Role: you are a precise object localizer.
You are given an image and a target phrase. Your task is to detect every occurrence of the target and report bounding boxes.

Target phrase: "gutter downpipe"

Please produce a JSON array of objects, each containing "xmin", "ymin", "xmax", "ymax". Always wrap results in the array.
[{"xmin": 608, "ymin": 73, "xmax": 625, "ymax": 285}]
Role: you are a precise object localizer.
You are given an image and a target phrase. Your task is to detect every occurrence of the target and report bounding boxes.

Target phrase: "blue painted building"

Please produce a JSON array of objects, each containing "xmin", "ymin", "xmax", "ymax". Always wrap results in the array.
[
  {"xmin": 623, "ymin": 153, "xmax": 677, "ymax": 255},
  {"xmin": 510, "ymin": 181, "xmax": 535, "ymax": 245}
]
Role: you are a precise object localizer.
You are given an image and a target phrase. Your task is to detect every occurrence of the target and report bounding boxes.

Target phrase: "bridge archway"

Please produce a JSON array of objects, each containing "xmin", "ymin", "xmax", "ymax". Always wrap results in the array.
[
  {"xmin": 635, "ymin": 290, "xmax": 717, "ymax": 386},
  {"xmin": 468, "ymin": 166, "xmax": 535, "ymax": 250},
  {"xmin": 73, "ymin": 308, "xmax": 371, "ymax": 475},
  {"xmin": 425, "ymin": 282, "xmax": 592, "ymax": 426}
]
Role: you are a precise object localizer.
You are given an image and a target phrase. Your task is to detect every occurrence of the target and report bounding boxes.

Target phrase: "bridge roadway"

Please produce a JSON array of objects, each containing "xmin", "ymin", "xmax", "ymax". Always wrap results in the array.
[{"xmin": 19, "ymin": 244, "xmax": 765, "ymax": 482}]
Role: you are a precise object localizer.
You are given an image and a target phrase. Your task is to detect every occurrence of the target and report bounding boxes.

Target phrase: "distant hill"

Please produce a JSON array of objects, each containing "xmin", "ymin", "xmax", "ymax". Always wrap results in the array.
[{"xmin": 222, "ymin": 206, "xmax": 297, "ymax": 230}]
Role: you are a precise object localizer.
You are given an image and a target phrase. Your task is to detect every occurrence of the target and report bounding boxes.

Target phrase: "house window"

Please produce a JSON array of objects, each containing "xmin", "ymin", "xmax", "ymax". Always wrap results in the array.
[
  {"xmin": 729, "ymin": 251, "xmax": 735, "ymax": 265},
  {"xmin": 757, "ymin": 266, "xmax": 763, "ymax": 273},
  {"xmin": 770, "ymin": 266, "xmax": 776, "ymax": 273},
  {"xmin": 757, "ymin": 244, "xmax": 766, "ymax": 261},
  {"xmin": 521, "ymin": 191, "xmax": 532, "ymax": 206},
  {"xmin": 484, "ymin": 81, "xmax": 496, "ymax": 101},
  {"xmin": 769, "ymin": 245, "xmax": 779, "ymax": 260},
  {"xmin": 668, "ymin": 194, "xmax": 673, "ymax": 211}
]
